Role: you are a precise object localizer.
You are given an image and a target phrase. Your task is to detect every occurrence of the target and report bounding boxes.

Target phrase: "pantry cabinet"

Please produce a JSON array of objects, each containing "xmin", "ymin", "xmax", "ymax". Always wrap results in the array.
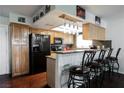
[
  {"xmin": 83, "ymin": 23, "xmax": 105, "ymax": 40},
  {"xmin": 11, "ymin": 23, "xmax": 29, "ymax": 77}
]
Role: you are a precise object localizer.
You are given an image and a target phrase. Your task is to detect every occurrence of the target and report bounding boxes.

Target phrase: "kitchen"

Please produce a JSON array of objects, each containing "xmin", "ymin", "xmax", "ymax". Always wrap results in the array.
[{"xmin": 0, "ymin": 5, "xmax": 122, "ymax": 88}]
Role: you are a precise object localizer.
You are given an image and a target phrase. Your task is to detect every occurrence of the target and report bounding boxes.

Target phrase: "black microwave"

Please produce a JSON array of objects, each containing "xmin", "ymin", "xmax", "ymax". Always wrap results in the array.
[{"xmin": 54, "ymin": 37, "xmax": 63, "ymax": 45}]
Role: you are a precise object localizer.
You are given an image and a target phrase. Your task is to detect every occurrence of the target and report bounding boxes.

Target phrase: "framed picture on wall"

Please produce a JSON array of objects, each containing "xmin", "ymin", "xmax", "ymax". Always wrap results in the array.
[
  {"xmin": 95, "ymin": 16, "xmax": 101, "ymax": 24},
  {"xmin": 76, "ymin": 6, "xmax": 85, "ymax": 19}
]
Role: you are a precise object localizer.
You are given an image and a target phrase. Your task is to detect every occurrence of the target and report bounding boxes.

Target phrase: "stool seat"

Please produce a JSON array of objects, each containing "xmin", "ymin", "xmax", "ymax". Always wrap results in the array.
[
  {"xmin": 109, "ymin": 56, "xmax": 118, "ymax": 61},
  {"xmin": 89, "ymin": 62, "xmax": 102, "ymax": 68},
  {"xmin": 70, "ymin": 66, "xmax": 90, "ymax": 76}
]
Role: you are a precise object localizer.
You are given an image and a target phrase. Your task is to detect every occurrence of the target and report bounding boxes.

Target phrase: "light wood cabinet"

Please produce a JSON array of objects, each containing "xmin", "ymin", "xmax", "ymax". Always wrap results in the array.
[
  {"xmin": 83, "ymin": 23, "xmax": 105, "ymax": 40},
  {"xmin": 31, "ymin": 28, "xmax": 74, "ymax": 44},
  {"xmin": 31, "ymin": 28, "xmax": 55, "ymax": 44},
  {"xmin": 11, "ymin": 23, "xmax": 29, "ymax": 77},
  {"xmin": 63, "ymin": 33, "xmax": 74, "ymax": 44},
  {"xmin": 49, "ymin": 31, "xmax": 55, "ymax": 44}
]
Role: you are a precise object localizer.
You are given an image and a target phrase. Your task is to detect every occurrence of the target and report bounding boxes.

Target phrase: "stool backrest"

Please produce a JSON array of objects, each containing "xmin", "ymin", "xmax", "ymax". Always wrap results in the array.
[
  {"xmin": 107, "ymin": 48, "xmax": 113, "ymax": 58},
  {"xmin": 116, "ymin": 48, "xmax": 121, "ymax": 59},
  {"xmin": 82, "ymin": 50, "xmax": 96, "ymax": 67},
  {"xmin": 98, "ymin": 49, "xmax": 106, "ymax": 60}
]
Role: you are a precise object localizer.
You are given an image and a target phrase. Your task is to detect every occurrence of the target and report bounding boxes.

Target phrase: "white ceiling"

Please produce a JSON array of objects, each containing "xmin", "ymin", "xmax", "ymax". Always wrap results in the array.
[
  {"xmin": 0, "ymin": 5, "xmax": 124, "ymax": 19},
  {"xmin": 81, "ymin": 5, "xmax": 124, "ymax": 19},
  {"xmin": 0, "ymin": 5, "xmax": 42, "ymax": 17}
]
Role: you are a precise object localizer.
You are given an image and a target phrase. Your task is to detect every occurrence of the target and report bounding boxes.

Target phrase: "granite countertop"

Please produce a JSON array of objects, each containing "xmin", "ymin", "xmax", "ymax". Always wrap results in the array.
[
  {"xmin": 46, "ymin": 52, "xmax": 57, "ymax": 59},
  {"xmin": 46, "ymin": 49, "xmax": 108, "ymax": 59},
  {"xmin": 54, "ymin": 49, "xmax": 98, "ymax": 54}
]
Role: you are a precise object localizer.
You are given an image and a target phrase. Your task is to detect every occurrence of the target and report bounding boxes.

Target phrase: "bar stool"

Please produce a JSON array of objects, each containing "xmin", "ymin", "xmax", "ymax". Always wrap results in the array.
[
  {"xmin": 109, "ymin": 48, "xmax": 121, "ymax": 76},
  {"xmin": 103, "ymin": 48, "xmax": 113, "ymax": 79},
  {"xmin": 67, "ymin": 50, "xmax": 96, "ymax": 88},
  {"xmin": 88, "ymin": 49, "xmax": 106, "ymax": 87}
]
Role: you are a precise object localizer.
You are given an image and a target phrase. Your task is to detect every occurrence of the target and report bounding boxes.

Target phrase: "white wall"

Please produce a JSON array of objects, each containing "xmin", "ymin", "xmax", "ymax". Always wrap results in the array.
[
  {"xmin": 0, "ymin": 16, "xmax": 10, "ymax": 75},
  {"xmin": 0, "ymin": 16, "xmax": 9, "ymax": 25},
  {"xmin": 9, "ymin": 12, "xmax": 32, "ymax": 25},
  {"xmin": 0, "ymin": 25, "xmax": 9, "ymax": 75},
  {"xmin": 106, "ymin": 15, "xmax": 124, "ymax": 74},
  {"xmin": 55, "ymin": 5, "xmax": 76, "ymax": 16},
  {"xmin": 55, "ymin": 5, "xmax": 107, "ymax": 28},
  {"xmin": 86, "ymin": 10, "xmax": 107, "ymax": 28}
]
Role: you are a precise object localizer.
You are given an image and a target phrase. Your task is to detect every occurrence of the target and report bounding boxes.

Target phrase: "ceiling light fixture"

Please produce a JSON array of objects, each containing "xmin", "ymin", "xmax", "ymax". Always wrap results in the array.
[{"xmin": 59, "ymin": 14, "xmax": 81, "ymax": 35}]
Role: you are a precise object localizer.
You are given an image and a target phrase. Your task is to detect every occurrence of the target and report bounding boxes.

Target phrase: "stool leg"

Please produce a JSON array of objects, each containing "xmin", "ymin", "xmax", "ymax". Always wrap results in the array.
[
  {"xmin": 88, "ymin": 75, "xmax": 90, "ymax": 88},
  {"xmin": 112, "ymin": 62, "xmax": 114, "ymax": 76},
  {"xmin": 72, "ymin": 75, "xmax": 75, "ymax": 88},
  {"xmin": 116, "ymin": 60, "xmax": 120, "ymax": 77},
  {"xmin": 100, "ymin": 70, "xmax": 105, "ymax": 88},
  {"xmin": 68, "ymin": 73, "xmax": 72, "ymax": 88}
]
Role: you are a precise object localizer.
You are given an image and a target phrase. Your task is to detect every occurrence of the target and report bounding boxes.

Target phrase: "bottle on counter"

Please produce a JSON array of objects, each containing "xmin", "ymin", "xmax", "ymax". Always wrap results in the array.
[
  {"xmin": 102, "ymin": 45, "xmax": 105, "ymax": 49},
  {"xmin": 97, "ymin": 46, "xmax": 100, "ymax": 49}
]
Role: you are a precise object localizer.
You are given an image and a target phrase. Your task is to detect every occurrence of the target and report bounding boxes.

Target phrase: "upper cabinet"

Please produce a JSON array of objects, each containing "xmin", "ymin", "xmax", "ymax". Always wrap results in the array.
[
  {"xmin": 30, "ymin": 28, "xmax": 74, "ymax": 44},
  {"xmin": 83, "ymin": 23, "xmax": 105, "ymax": 40},
  {"xmin": 63, "ymin": 33, "xmax": 74, "ymax": 44}
]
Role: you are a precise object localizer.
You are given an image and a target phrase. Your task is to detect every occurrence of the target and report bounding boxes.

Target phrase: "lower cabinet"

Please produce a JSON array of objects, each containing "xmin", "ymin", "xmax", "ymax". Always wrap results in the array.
[
  {"xmin": 12, "ymin": 45, "xmax": 22, "ymax": 76},
  {"xmin": 47, "ymin": 58, "xmax": 56, "ymax": 88}
]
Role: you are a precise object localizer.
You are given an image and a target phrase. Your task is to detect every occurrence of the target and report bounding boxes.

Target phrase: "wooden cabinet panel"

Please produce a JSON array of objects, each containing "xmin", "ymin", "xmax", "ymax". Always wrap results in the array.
[
  {"xmin": 21, "ymin": 45, "xmax": 29, "ymax": 74},
  {"xmin": 21, "ymin": 26, "xmax": 29, "ymax": 44},
  {"xmin": 63, "ymin": 33, "xmax": 74, "ymax": 44},
  {"xmin": 12, "ymin": 45, "xmax": 22, "ymax": 76},
  {"xmin": 83, "ymin": 23, "xmax": 105, "ymax": 40},
  {"xmin": 11, "ymin": 23, "xmax": 29, "ymax": 77},
  {"xmin": 50, "ymin": 32, "xmax": 55, "ymax": 44},
  {"xmin": 68, "ymin": 34, "xmax": 74, "ymax": 44},
  {"xmin": 83, "ymin": 24, "xmax": 89, "ymax": 39},
  {"xmin": 31, "ymin": 28, "xmax": 74, "ymax": 44},
  {"xmin": 12, "ymin": 24, "xmax": 21, "ymax": 42}
]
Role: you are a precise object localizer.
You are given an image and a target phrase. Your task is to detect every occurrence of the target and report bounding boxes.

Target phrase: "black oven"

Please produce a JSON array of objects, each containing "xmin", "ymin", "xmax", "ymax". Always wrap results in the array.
[{"xmin": 54, "ymin": 37, "xmax": 63, "ymax": 45}]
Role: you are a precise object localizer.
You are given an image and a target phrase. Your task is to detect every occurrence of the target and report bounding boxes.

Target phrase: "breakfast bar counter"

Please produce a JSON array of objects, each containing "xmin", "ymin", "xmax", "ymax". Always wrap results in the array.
[{"xmin": 46, "ymin": 49, "xmax": 98, "ymax": 88}]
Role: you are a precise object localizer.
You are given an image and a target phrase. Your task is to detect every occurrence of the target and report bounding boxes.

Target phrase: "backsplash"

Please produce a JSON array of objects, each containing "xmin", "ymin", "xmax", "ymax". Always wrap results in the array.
[{"xmin": 92, "ymin": 40, "xmax": 112, "ymax": 49}]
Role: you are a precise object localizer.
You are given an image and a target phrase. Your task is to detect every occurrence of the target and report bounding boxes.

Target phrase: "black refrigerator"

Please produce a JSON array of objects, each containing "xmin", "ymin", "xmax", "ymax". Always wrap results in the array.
[{"xmin": 29, "ymin": 34, "xmax": 50, "ymax": 74}]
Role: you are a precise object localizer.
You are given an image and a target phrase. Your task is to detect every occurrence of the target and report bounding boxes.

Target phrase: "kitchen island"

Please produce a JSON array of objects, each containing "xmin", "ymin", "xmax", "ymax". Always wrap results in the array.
[{"xmin": 47, "ymin": 49, "xmax": 98, "ymax": 88}]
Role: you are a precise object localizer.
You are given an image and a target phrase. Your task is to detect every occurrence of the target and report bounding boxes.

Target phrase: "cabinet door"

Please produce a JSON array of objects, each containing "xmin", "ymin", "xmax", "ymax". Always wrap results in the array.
[
  {"xmin": 21, "ymin": 45, "xmax": 29, "ymax": 74},
  {"xmin": 21, "ymin": 26, "xmax": 29, "ymax": 44},
  {"xmin": 12, "ymin": 24, "xmax": 22, "ymax": 77},
  {"xmin": 68, "ymin": 34, "xmax": 74, "ymax": 44},
  {"xmin": 83, "ymin": 24, "xmax": 89, "ymax": 40},
  {"xmin": 100, "ymin": 28, "xmax": 105, "ymax": 40},
  {"xmin": 63, "ymin": 33, "xmax": 68, "ymax": 44},
  {"xmin": 20, "ymin": 26, "xmax": 29, "ymax": 74},
  {"xmin": 50, "ymin": 32, "xmax": 55, "ymax": 44},
  {"xmin": 12, "ymin": 45, "xmax": 22, "ymax": 76},
  {"xmin": 89, "ymin": 24, "xmax": 95, "ymax": 40},
  {"xmin": 12, "ymin": 24, "xmax": 21, "ymax": 43},
  {"xmin": 96, "ymin": 26, "xmax": 105, "ymax": 40}
]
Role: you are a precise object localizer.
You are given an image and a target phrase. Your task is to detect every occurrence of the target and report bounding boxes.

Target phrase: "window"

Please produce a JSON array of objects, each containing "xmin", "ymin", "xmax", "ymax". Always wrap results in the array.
[{"xmin": 76, "ymin": 33, "xmax": 92, "ymax": 48}]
